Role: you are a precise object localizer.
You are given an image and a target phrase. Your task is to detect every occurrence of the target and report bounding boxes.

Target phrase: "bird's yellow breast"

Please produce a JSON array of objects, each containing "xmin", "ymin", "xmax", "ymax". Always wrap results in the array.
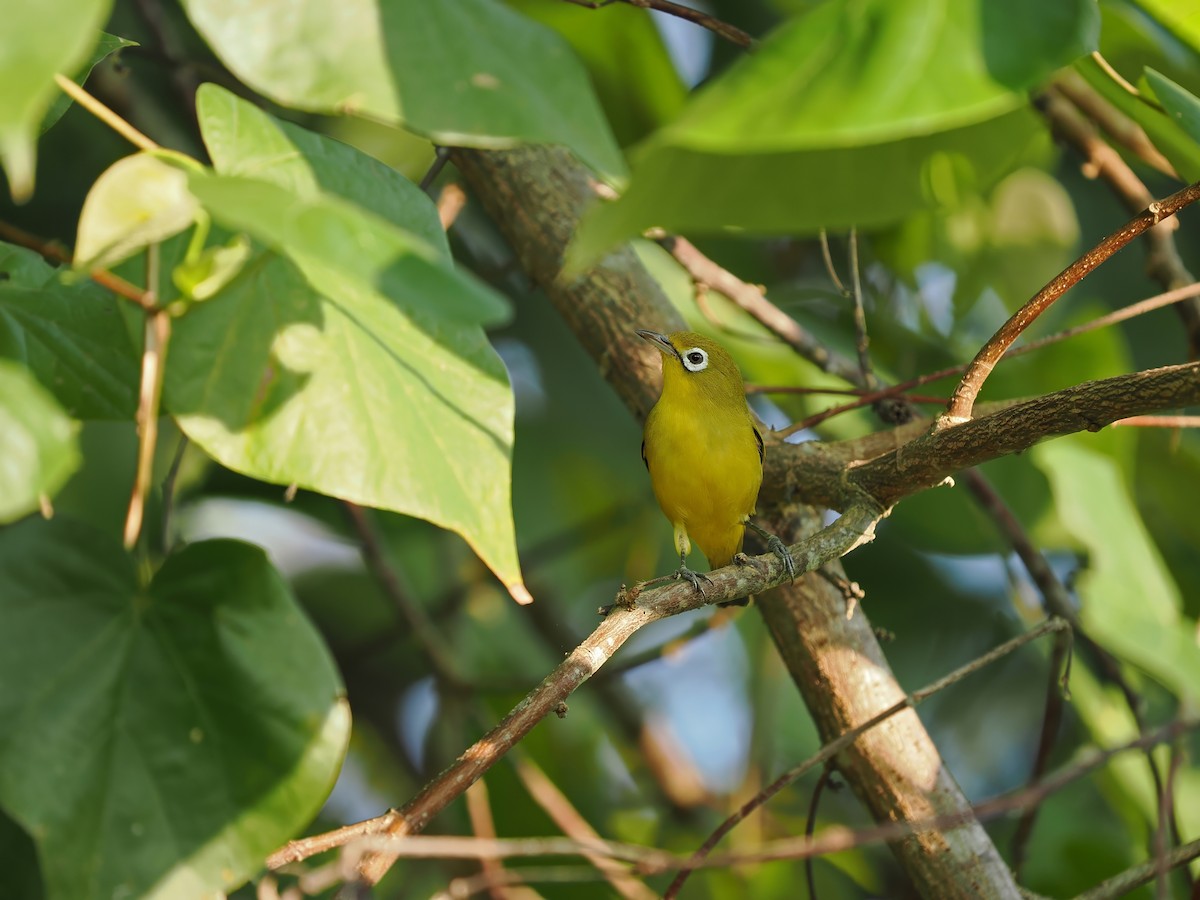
[{"xmin": 643, "ymin": 390, "xmax": 762, "ymax": 569}]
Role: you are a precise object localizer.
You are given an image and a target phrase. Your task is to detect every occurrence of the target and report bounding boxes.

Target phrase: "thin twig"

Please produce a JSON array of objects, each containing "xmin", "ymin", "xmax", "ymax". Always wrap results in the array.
[
  {"xmin": 1113, "ymin": 415, "xmax": 1200, "ymax": 428},
  {"xmin": 1090, "ymin": 51, "xmax": 1142, "ymax": 100},
  {"xmin": 1053, "ymin": 70, "xmax": 1177, "ymax": 179},
  {"xmin": 1075, "ymin": 839, "xmax": 1200, "ymax": 900},
  {"xmin": 804, "ymin": 768, "xmax": 836, "ymax": 900},
  {"xmin": 464, "ymin": 780, "xmax": 539, "ymax": 900},
  {"xmin": 123, "ymin": 247, "xmax": 167, "ymax": 549},
  {"xmin": 561, "ymin": 0, "xmax": 754, "ymax": 49},
  {"xmin": 53, "ymin": 73, "xmax": 158, "ymax": 151},
  {"xmin": 313, "ymin": 718, "xmax": 1197, "ymax": 875},
  {"xmin": 818, "ymin": 229, "xmax": 848, "ymax": 297},
  {"xmin": 511, "ymin": 754, "xmax": 656, "ymax": 900},
  {"xmin": 781, "ymin": 281, "xmax": 1200, "ymax": 435},
  {"xmin": 1039, "ymin": 84, "xmax": 1200, "ymax": 356},
  {"xmin": 0, "ymin": 220, "xmax": 158, "ymax": 311},
  {"xmin": 159, "ymin": 434, "xmax": 189, "ymax": 551},
  {"xmin": 958, "ymin": 469, "xmax": 1075, "ymax": 874},
  {"xmin": 943, "ymin": 180, "xmax": 1200, "ymax": 423},
  {"xmin": 847, "ymin": 227, "xmax": 875, "ymax": 389},
  {"xmin": 341, "ymin": 501, "xmax": 468, "ymax": 689},
  {"xmin": 656, "ymin": 234, "xmax": 865, "ymax": 386},
  {"xmin": 432, "ymin": 866, "xmax": 610, "ymax": 900},
  {"xmin": 1155, "ymin": 741, "xmax": 1186, "ymax": 900},
  {"xmin": 662, "ymin": 618, "xmax": 1071, "ymax": 898},
  {"xmin": 420, "ymin": 146, "xmax": 453, "ymax": 193}
]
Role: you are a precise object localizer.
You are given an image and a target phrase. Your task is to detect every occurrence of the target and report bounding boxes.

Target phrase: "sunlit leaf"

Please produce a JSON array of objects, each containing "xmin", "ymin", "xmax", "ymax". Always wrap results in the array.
[
  {"xmin": 167, "ymin": 94, "xmax": 526, "ymax": 598},
  {"xmin": 0, "ymin": 0, "xmax": 113, "ymax": 200},
  {"xmin": 179, "ymin": 0, "xmax": 626, "ymax": 182},
  {"xmin": 0, "ymin": 518, "xmax": 350, "ymax": 900},
  {"xmin": 75, "ymin": 152, "xmax": 200, "ymax": 271},
  {"xmin": 0, "ymin": 360, "xmax": 80, "ymax": 522}
]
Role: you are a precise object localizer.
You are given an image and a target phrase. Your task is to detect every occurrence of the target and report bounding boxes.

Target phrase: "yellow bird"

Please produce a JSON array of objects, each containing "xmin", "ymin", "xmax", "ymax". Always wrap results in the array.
[{"xmin": 638, "ymin": 330, "xmax": 794, "ymax": 604}]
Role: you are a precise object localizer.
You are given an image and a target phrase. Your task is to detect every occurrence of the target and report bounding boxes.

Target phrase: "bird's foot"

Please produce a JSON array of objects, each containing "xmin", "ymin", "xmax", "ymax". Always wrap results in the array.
[
  {"xmin": 767, "ymin": 534, "xmax": 797, "ymax": 581},
  {"xmin": 674, "ymin": 565, "xmax": 713, "ymax": 596},
  {"xmin": 744, "ymin": 519, "xmax": 796, "ymax": 581}
]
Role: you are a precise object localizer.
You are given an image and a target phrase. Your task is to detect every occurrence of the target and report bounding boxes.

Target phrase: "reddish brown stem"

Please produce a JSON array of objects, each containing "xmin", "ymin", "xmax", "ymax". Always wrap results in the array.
[{"xmin": 944, "ymin": 180, "xmax": 1200, "ymax": 423}]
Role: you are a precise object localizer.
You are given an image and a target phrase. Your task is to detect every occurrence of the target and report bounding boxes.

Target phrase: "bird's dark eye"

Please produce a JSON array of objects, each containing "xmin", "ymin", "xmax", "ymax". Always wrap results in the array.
[{"xmin": 681, "ymin": 347, "xmax": 709, "ymax": 372}]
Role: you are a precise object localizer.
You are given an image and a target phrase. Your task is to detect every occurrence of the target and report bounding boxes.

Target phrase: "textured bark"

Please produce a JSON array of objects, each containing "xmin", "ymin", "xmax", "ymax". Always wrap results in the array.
[
  {"xmin": 453, "ymin": 144, "xmax": 1021, "ymax": 897},
  {"xmin": 757, "ymin": 507, "xmax": 1020, "ymax": 898}
]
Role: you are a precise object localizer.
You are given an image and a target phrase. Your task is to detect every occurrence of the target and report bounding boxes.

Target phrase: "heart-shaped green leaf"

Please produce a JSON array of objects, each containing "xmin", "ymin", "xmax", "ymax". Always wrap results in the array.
[
  {"xmin": 0, "ymin": 517, "xmax": 350, "ymax": 899},
  {"xmin": 167, "ymin": 90, "xmax": 527, "ymax": 600}
]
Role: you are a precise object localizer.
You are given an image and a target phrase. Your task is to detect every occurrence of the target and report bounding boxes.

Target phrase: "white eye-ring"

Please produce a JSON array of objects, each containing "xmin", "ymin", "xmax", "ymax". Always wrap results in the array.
[{"xmin": 681, "ymin": 347, "xmax": 708, "ymax": 372}]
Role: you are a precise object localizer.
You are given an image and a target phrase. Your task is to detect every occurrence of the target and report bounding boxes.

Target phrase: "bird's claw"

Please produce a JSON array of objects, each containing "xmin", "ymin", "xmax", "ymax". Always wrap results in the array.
[
  {"xmin": 675, "ymin": 565, "xmax": 713, "ymax": 595},
  {"xmin": 767, "ymin": 535, "xmax": 796, "ymax": 581}
]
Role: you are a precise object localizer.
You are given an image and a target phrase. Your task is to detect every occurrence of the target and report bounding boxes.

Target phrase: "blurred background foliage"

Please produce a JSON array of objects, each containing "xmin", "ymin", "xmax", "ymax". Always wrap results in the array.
[{"xmin": 2, "ymin": 0, "xmax": 1199, "ymax": 897}]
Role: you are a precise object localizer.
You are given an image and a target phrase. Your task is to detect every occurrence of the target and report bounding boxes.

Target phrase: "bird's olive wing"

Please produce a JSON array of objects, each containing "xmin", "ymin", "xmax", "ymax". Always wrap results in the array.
[{"xmin": 754, "ymin": 426, "xmax": 764, "ymax": 464}]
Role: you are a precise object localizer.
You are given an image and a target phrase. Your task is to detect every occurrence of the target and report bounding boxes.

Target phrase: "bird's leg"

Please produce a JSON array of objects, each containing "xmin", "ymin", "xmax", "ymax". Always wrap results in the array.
[
  {"xmin": 674, "ymin": 552, "xmax": 713, "ymax": 596},
  {"xmin": 744, "ymin": 519, "xmax": 797, "ymax": 581}
]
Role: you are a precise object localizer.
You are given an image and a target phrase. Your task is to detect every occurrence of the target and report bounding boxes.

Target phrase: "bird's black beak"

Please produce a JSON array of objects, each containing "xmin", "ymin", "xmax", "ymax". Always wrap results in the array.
[{"xmin": 636, "ymin": 329, "xmax": 679, "ymax": 360}]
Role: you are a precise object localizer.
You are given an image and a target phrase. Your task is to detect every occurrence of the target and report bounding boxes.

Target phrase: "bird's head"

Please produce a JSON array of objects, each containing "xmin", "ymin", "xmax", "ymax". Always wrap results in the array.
[{"xmin": 637, "ymin": 329, "xmax": 747, "ymax": 403}]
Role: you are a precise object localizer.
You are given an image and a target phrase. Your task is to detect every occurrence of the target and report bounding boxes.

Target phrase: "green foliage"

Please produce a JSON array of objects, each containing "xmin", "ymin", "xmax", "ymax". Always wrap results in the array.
[
  {"xmin": 1, "ymin": 0, "xmax": 1199, "ymax": 896},
  {"xmin": 569, "ymin": 0, "xmax": 1100, "ymax": 269},
  {"xmin": 0, "ymin": 0, "xmax": 113, "ymax": 198},
  {"xmin": 179, "ymin": 0, "xmax": 626, "ymax": 183},
  {"xmin": 0, "ymin": 518, "xmax": 348, "ymax": 900},
  {"xmin": 0, "ymin": 361, "xmax": 79, "ymax": 522},
  {"xmin": 1035, "ymin": 441, "xmax": 1200, "ymax": 702},
  {"xmin": 0, "ymin": 244, "xmax": 139, "ymax": 419}
]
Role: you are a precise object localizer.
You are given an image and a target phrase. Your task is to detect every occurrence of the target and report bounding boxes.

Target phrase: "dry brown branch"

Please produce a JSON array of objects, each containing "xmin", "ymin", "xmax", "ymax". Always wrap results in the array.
[
  {"xmin": 123, "ymin": 245, "xmax": 166, "ymax": 549},
  {"xmin": 1039, "ymin": 84, "xmax": 1200, "ymax": 356},
  {"xmin": 943, "ymin": 180, "xmax": 1200, "ymax": 422},
  {"xmin": 764, "ymin": 361, "xmax": 1200, "ymax": 513}
]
